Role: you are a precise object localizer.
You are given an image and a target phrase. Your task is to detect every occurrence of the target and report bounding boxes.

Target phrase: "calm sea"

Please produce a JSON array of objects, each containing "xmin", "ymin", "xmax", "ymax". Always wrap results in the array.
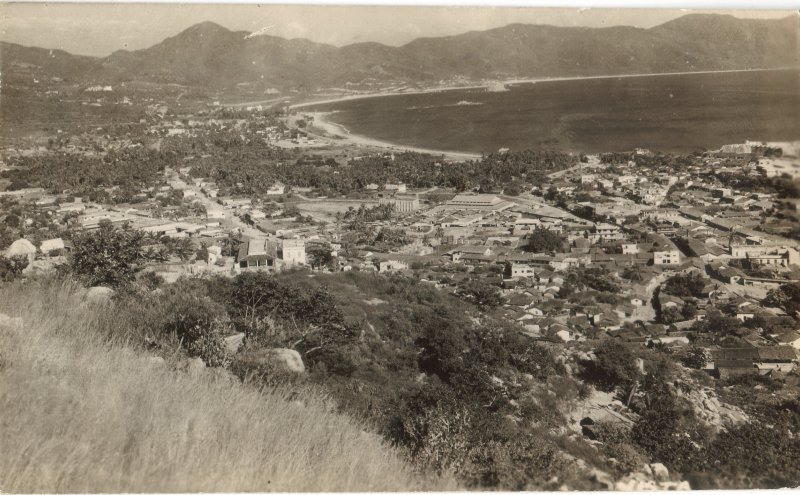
[{"xmin": 308, "ymin": 69, "xmax": 800, "ymax": 154}]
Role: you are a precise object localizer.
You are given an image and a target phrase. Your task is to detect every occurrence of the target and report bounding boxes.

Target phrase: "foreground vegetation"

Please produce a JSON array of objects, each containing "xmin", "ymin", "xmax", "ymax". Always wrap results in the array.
[{"xmin": 0, "ymin": 278, "xmax": 447, "ymax": 492}]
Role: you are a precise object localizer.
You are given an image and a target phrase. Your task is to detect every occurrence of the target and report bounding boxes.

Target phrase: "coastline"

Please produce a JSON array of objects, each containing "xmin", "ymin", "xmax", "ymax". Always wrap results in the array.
[
  {"xmin": 289, "ymin": 67, "xmax": 791, "ymax": 111},
  {"xmin": 307, "ymin": 111, "xmax": 482, "ymax": 162}
]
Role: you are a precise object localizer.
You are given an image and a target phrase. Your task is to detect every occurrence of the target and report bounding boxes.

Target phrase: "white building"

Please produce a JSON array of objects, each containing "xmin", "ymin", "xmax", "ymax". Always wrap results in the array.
[
  {"xmin": 280, "ymin": 239, "xmax": 306, "ymax": 267},
  {"xmin": 622, "ymin": 243, "xmax": 640, "ymax": 255},
  {"xmin": 379, "ymin": 195, "xmax": 420, "ymax": 214},
  {"xmin": 266, "ymin": 182, "xmax": 286, "ymax": 196},
  {"xmin": 654, "ymin": 250, "xmax": 681, "ymax": 265},
  {"xmin": 378, "ymin": 260, "xmax": 409, "ymax": 273},
  {"xmin": 509, "ymin": 263, "xmax": 535, "ymax": 279}
]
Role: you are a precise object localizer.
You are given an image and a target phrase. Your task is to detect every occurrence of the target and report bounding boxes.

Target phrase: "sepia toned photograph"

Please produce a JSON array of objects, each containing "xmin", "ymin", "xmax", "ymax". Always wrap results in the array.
[{"xmin": 0, "ymin": 2, "xmax": 799, "ymax": 492}]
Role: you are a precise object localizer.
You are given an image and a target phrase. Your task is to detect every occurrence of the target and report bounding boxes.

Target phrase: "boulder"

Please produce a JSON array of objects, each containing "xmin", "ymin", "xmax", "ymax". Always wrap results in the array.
[
  {"xmin": 237, "ymin": 348, "xmax": 305, "ymax": 374},
  {"xmin": 146, "ymin": 356, "xmax": 166, "ymax": 368},
  {"xmin": 207, "ymin": 366, "xmax": 239, "ymax": 385},
  {"xmin": 0, "ymin": 313, "xmax": 23, "ymax": 328},
  {"xmin": 85, "ymin": 286, "xmax": 115, "ymax": 303},
  {"xmin": 185, "ymin": 357, "xmax": 206, "ymax": 376},
  {"xmin": 649, "ymin": 463, "xmax": 670, "ymax": 481},
  {"xmin": 224, "ymin": 332, "xmax": 245, "ymax": 354}
]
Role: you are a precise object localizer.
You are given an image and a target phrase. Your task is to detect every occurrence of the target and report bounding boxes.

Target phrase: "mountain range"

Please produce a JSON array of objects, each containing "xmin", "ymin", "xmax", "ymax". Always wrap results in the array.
[{"xmin": 2, "ymin": 13, "xmax": 798, "ymax": 91}]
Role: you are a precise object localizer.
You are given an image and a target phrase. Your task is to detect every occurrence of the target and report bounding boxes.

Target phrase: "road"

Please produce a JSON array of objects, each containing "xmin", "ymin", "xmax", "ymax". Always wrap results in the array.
[{"xmin": 167, "ymin": 170, "xmax": 265, "ymax": 239}]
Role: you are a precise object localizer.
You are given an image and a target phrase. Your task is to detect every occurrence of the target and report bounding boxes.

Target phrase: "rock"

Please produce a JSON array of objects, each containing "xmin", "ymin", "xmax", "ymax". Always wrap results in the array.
[
  {"xmin": 85, "ymin": 286, "xmax": 115, "ymax": 302},
  {"xmin": 185, "ymin": 357, "xmax": 206, "ymax": 376},
  {"xmin": 146, "ymin": 356, "xmax": 166, "ymax": 368},
  {"xmin": 237, "ymin": 348, "xmax": 305, "ymax": 373},
  {"xmin": 649, "ymin": 463, "xmax": 669, "ymax": 481},
  {"xmin": 0, "ymin": 313, "xmax": 23, "ymax": 328},
  {"xmin": 224, "ymin": 332, "xmax": 245, "ymax": 354},
  {"xmin": 206, "ymin": 366, "xmax": 239, "ymax": 385},
  {"xmin": 703, "ymin": 398, "xmax": 719, "ymax": 413}
]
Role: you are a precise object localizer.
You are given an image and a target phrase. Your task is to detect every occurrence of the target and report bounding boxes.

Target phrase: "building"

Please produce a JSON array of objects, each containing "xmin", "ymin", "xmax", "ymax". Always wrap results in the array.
[
  {"xmin": 442, "ymin": 194, "xmax": 513, "ymax": 212},
  {"xmin": 654, "ymin": 250, "xmax": 681, "ymax": 266},
  {"xmin": 379, "ymin": 195, "xmax": 420, "ymax": 214},
  {"xmin": 755, "ymin": 346, "xmax": 798, "ymax": 373},
  {"xmin": 236, "ymin": 239, "xmax": 278, "ymax": 270},
  {"xmin": 622, "ymin": 243, "xmax": 639, "ymax": 255},
  {"xmin": 730, "ymin": 244, "xmax": 799, "ymax": 267},
  {"xmin": 384, "ymin": 183, "xmax": 407, "ymax": 193},
  {"xmin": 508, "ymin": 262, "xmax": 535, "ymax": 279},
  {"xmin": 589, "ymin": 223, "xmax": 624, "ymax": 243},
  {"xmin": 444, "ymin": 245, "xmax": 493, "ymax": 262},
  {"xmin": 280, "ymin": 239, "xmax": 306, "ymax": 267},
  {"xmin": 378, "ymin": 260, "xmax": 409, "ymax": 273},
  {"xmin": 266, "ymin": 182, "xmax": 286, "ymax": 196},
  {"xmin": 40, "ymin": 238, "xmax": 66, "ymax": 257},
  {"xmin": 773, "ymin": 331, "xmax": 800, "ymax": 350}
]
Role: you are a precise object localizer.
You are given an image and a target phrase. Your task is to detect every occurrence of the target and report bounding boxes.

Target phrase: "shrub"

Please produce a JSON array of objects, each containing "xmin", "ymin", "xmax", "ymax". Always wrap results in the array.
[
  {"xmin": 662, "ymin": 273, "xmax": 705, "ymax": 298},
  {"xmin": 521, "ymin": 227, "xmax": 565, "ymax": 253},
  {"xmin": 162, "ymin": 292, "xmax": 230, "ymax": 367},
  {"xmin": 455, "ymin": 279, "xmax": 503, "ymax": 308},
  {"xmin": 581, "ymin": 340, "xmax": 642, "ymax": 392},
  {"xmin": 0, "ymin": 255, "xmax": 29, "ymax": 283},
  {"xmin": 69, "ymin": 224, "xmax": 146, "ymax": 288},
  {"xmin": 763, "ymin": 282, "xmax": 800, "ymax": 316}
]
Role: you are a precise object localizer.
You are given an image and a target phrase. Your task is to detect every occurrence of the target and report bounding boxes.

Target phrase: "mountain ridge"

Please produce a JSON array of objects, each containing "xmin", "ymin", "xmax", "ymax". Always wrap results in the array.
[{"xmin": 2, "ymin": 13, "xmax": 797, "ymax": 91}]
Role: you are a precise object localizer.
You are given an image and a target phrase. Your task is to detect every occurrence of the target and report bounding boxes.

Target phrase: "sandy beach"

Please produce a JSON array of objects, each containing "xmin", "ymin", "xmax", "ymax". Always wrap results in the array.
[{"xmin": 306, "ymin": 111, "xmax": 482, "ymax": 162}]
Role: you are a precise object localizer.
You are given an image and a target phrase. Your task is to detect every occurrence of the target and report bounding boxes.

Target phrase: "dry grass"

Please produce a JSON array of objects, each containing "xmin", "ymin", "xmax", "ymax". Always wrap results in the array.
[{"xmin": 0, "ymin": 278, "xmax": 452, "ymax": 492}]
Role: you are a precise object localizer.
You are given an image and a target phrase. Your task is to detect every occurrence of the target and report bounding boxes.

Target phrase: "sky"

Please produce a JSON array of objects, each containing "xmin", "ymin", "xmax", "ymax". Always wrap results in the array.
[{"xmin": 0, "ymin": 3, "xmax": 795, "ymax": 57}]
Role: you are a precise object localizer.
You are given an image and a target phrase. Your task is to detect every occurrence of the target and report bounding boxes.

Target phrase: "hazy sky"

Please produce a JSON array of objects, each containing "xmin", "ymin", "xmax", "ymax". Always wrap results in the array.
[{"xmin": 0, "ymin": 3, "xmax": 795, "ymax": 57}]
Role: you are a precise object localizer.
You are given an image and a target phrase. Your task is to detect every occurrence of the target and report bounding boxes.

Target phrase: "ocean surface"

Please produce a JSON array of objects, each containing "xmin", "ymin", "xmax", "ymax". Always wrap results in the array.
[{"xmin": 308, "ymin": 69, "xmax": 800, "ymax": 154}]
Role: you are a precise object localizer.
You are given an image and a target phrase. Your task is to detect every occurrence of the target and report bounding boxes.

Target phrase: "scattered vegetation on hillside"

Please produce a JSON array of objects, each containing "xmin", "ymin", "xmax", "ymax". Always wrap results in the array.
[{"xmin": 0, "ymin": 278, "xmax": 449, "ymax": 492}]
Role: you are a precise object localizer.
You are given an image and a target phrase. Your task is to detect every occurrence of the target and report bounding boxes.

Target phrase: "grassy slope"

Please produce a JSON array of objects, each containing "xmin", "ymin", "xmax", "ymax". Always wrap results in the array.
[{"xmin": 0, "ymin": 278, "xmax": 448, "ymax": 492}]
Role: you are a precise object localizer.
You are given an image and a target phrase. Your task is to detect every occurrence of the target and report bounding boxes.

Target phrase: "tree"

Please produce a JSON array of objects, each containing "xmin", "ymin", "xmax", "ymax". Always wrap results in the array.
[
  {"xmin": 521, "ymin": 228, "xmax": 564, "ymax": 253},
  {"xmin": 195, "ymin": 242, "xmax": 210, "ymax": 264},
  {"xmin": 682, "ymin": 346, "xmax": 708, "ymax": 369},
  {"xmin": 764, "ymin": 282, "xmax": 800, "ymax": 316},
  {"xmin": 583, "ymin": 340, "xmax": 642, "ymax": 392},
  {"xmin": 456, "ymin": 279, "xmax": 503, "ymax": 309},
  {"xmin": 559, "ymin": 266, "xmax": 621, "ymax": 297},
  {"xmin": 221, "ymin": 232, "xmax": 242, "ymax": 257},
  {"xmin": 662, "ymin": 273, "xmax": 705, "ymax": 298},
  {"xmin": 660, "ymin": 305, "xmax": 683, "ymax": 324},
  {"xmin": 172, "ymin": 237, "xmax": 194, "ymax": 262},
  {"xmin": 69, "ymin": 224, "xmax": 146, "ymax": 288},
  {"xmin": 307, "ymin": 244, "xmax": 334, "ymax": 270}
]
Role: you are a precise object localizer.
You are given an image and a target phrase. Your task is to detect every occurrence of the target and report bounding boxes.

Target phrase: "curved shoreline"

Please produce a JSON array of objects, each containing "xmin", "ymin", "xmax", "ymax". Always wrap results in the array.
[
  {"xmin": 289, "ymin": 67, "xmax": 791, "ymax": 111},
  {"xmin": 307, "ymin": 111, "xmax": 482, "ymax": 162}
]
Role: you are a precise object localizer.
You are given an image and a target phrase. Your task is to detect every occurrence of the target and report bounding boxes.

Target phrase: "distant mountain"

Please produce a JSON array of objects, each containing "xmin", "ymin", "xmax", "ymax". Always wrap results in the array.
[{"xmin": 2, "ymin": 14, "xmax": 798, "ymax": 91}]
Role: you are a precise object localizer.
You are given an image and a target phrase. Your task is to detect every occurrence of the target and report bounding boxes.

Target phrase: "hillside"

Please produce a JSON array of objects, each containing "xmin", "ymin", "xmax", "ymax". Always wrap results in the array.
[
  {"xmin": 0, "ymin": 278, "xmax": 445, "ymax": 492},
  {"xmin": 1, "ymin": 13, "xmax": 797, "ymax": 90}
]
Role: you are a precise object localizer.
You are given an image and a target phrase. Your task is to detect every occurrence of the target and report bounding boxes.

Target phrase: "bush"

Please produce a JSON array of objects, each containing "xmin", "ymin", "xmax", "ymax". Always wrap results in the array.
[
  {"xmin": 0, "ymin": 255, "xmax": 29, "ymax": 282},
  {"xmin": 662, "ymin": 273, "xmax": 705, "ymax": 298},
  {"xmin": 521, "ymin": 228, "xmax": 565, "ymax": 253},
  {"xmin": 764, "ymin": 282, "xmax": 800, "ymax": 316},
  {"xmin": 455, "ymin": 279, "xmax": 503, "ymax": 308},
  {"xmin": 69, "ymin": 224, "xmax": 146, "ymax": 288},
  {"xmin": 581, "ymin": 340, "xmax": 642, "ymax": 392},
  {"xmin": 163, "ymin": 291, "xmax": 230, "ymax": 367}
]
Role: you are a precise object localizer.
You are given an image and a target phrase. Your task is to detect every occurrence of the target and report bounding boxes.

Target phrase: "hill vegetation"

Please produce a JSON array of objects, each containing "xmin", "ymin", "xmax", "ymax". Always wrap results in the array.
[
  {"xmin": 2, "ymin": 14, "xmax": 797, "ymax": 90},
  {"xmin": 0, "ymin": 277, "xmax": 449, "ymax": 492}
]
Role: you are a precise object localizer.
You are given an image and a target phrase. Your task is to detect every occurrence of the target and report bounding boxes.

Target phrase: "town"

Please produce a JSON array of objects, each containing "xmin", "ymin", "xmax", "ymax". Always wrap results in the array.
[{"xmin": 3, "ymin": 50, "xmax": 800, "ymax": 490}]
